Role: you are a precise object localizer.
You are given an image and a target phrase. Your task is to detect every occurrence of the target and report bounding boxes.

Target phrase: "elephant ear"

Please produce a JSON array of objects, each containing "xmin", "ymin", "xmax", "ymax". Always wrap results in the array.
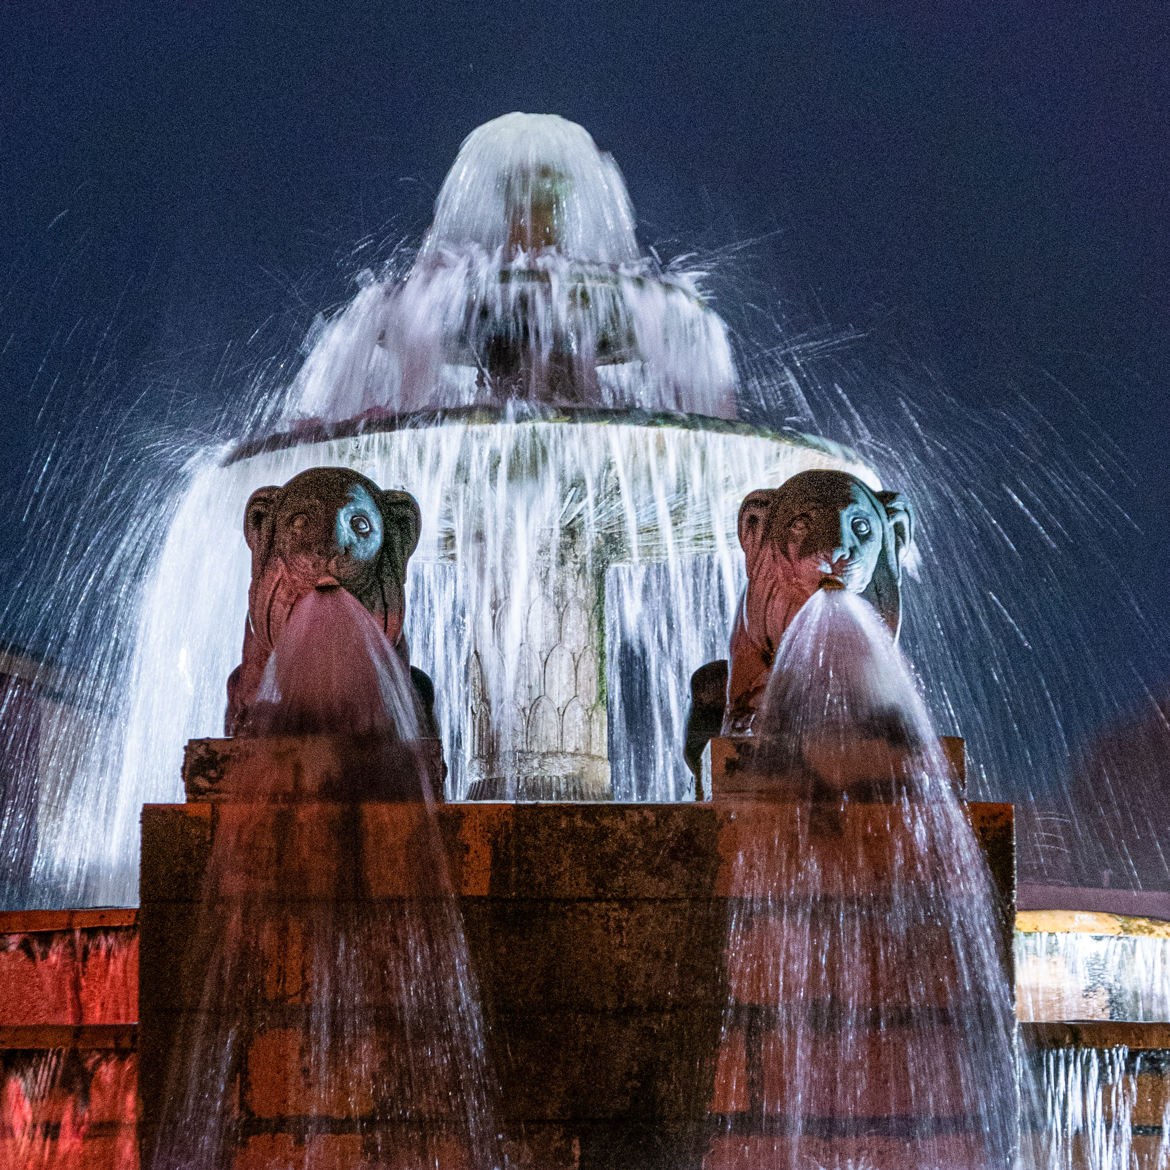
[
  {"xmin": 737, "ymin": 489, "xmax": 776, "ymax": 572},
  {"xmin": 376, "ymin": 489, "xmax": 422, "ymax": 587},
  {"xmin": 243, "ymin": 486, "xmax": 282, "ymax": 574},
  {"xmin": 862, "ymin": 488, "xmax": 916, "ymax": 640},
  {"xmin": 877, "ymin": 490, "xmax": 917, "ymax": 577}
]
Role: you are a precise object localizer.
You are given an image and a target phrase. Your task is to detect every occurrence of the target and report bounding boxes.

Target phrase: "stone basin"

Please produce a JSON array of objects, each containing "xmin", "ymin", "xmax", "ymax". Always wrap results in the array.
[
  {"xmin": 8, "ymin": 734, "xmax": 1170, "ymax": 1168},
  {"xmin": 134, "ymin": 734, "xmax": 1015, "ymax": 1169}
]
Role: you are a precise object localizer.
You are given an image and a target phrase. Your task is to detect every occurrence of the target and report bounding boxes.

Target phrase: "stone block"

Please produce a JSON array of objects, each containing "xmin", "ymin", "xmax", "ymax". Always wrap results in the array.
[
  {"xmin": 498, "ymin": 1124, "xmax": 581, "ymax": 1170},
  {"xmin": 255, "ymin": 916, "xmax": 311, "ymax": 1006},
  {"xmin": 710, "ymin": 1027, "xmax": 748, "ymax": 1115},
  {"xmin": 82, "ymin": 1054, "xmax": 138, "ymax": 1125},
  {"xmin": 969, "ymin": 802, "xmax": 1016, "ymax": 934},
  {"xmin": 502, "ymin": 805, "xmax": 722, "ymax": 900},
  {"xmin": 367, "ymin": 803, "xmax": 729, "ymax": 900},
  {"xmin": 212, "ymin": 803, "xmax": 357, "ymax": 901},
  {"xmin": 1092, "ymin": 1068, "xmax": 1170, "ymax": 1129},
  {"xmin": 444, "ymin": 804, "xmax": 514, "ymax": 897},
  {"xmin": 0, "ymin": 943, "xmax": 78, "ymax": 1025},
  {"xmin": 184, "ymin": 735, "xmax": 444, "ymax": 803},
  {"xmin": 244, "ymin": 1025, "xmax": 373, "ymax": 1119},
  {"xmin": 1130, "ymin": 1135, "xmax": 1170, "ymax": 1165},
  {"xmin": 232, "ymin": 1133, "xmax": 362, "ymax": 1170},
  {"xmin": 702, "ymin": 1132, "xmax": 993, "ymax": 1170},
  {"xmin": 756, "ymin": 1022, "xmax": 972, "ymax": 1120},
  {"xmin": 1022, "ymin": 1132, "xmax": 1170, "ymax": 1170},
  {"xmin": 361, "ymin": 803, "xmax": 468, "ymax": 898},
  {"xmin": 136, "ymin": 901, "xmax": 207, "ymax": 1016},
  {"xmin": 242, "ymin": 1018, "xmax": 479, "ymax": 1124},
  {"xmin": 708, "ymin": 735, "xmax": 966, "ymax": 797},
  {"xmin": 462, "ymin": 899, "xmax": 725, "ymax": 1012},
  {"xmin": 715, "ymin": 801, "xmax": 1008, "ymax": 899},
  {"xmin": 571, "ymin": 1120, "xmax": 712, "ymax": 1170},
  {"xmin": 0, "ymin": 1050, "xmax": 136, "ymax": 1127},
  {"xmin": 139, "ymin": 804, "xmax": 212, "ymax": 902},
  {"xmin": 1021, "ymin": 1021, "xmax": 1170, "ymax": 1052},
  {"xmin": 232, "ymin": 1131, "xmax": 473, "ymax": 1170},
  {"xmin": 491, "ymin": 1008, "xmax": 720, "ymax": 1122},
  {"xmin": 725, "ymin": 916, "xmax": 965, "ymax": 1008},
  {"xmin": 1130, "ymin": 1069, "xmax": 1170, "ymax": 1128}
]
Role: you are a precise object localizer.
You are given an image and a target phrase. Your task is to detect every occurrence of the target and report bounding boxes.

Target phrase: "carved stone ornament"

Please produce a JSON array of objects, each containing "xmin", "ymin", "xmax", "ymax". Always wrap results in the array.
[
  {"xmin": 225, "ymin": 467, "xmax": 428, "ymax": 736},
  {"xmin": 685, "ymin": 469, "xmax": 914, "ymax": 776}
]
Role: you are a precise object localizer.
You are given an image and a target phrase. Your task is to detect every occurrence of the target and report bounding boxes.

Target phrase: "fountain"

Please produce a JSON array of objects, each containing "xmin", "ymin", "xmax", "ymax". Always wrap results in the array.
[
  {"xmin": 2, "ymin": 112, "xmax": 1170, "ymax": 1169},
  {"xmin": 70, "ymin": 109, "xmax": 877, "ymax": 902}
]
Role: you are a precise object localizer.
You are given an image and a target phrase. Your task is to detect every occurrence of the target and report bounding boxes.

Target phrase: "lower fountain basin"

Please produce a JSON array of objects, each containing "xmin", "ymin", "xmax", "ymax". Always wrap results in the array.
[
  {"xmin": 133, "ymin": 734, "xmax": 1016, "ymax": 1170},
  {"xmin": 7, "ymin": 812, "xmax": 1170, "ymax": 1167}
]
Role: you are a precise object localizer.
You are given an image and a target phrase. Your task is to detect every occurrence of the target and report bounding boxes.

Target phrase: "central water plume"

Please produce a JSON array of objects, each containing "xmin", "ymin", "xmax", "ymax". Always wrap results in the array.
[
  {"xmin": 286, "ymin": 113, "xmax": 736, "ymax": 420},
  {"xmin": 717, "ymin": 589, "xmax": 1019, "ymax": 1169},
  {"xmin": 421, "ymin": 112, "xmax": 640, "ymax": 264}
]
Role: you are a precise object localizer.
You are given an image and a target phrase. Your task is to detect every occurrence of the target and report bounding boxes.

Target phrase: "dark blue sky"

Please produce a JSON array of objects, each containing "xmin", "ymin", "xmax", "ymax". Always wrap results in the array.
[{"xmin": 2, "ymin": 2, "xmax": 1168, "ymax": 676}]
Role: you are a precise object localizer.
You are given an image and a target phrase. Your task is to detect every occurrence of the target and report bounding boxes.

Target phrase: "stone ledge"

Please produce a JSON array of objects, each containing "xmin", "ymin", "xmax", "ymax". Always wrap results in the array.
[
  {"xmin": 0, "ymin": 908, "xmax": 138, "ymax": 933},
  {"xmin": 140, "ymin": 800, "xmax": 1012, "ymax": 904},
  {"xmin": 1021, "ymin": 1021, "xmax": 1170, "ymax": 1051},
  {"xmin": 0, "ymin": 1024, "xmax": 138, "ymax": 1051}
]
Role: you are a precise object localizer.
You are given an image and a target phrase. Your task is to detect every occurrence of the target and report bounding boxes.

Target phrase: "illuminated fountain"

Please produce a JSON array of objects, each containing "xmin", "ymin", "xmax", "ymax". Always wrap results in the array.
[
  {"xmin": 56, "ymin": 109, "xmax": 881, "ymax": 905},
  {"xmin": 3, "ymin": 112, "xmax": 1170, "ymax": 1169}
]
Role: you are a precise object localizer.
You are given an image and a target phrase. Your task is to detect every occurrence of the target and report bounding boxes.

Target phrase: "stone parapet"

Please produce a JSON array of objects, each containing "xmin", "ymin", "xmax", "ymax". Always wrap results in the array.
[{"xmin": 139, "ymin": 795, "xmax": 1012, "ymax": 1169}]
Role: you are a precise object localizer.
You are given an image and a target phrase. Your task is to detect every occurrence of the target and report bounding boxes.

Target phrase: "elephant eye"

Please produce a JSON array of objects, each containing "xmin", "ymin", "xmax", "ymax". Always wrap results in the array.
[
  {"xmin": 851, "ymin": 517, "xmax": 873, "ymax": 539},
  {"xmin": 788, "ymin": 513, "xmax": 811, "ymax": 538},
  {"xmin": 351, "ymin": 514, "xmax": 373, "ymax": 537}
]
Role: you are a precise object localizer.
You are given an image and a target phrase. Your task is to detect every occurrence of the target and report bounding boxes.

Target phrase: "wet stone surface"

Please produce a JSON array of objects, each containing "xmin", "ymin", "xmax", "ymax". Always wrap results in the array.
[{"xmin": 139, "ymin": 798, "xmax": 1015, "ymax": 1169}]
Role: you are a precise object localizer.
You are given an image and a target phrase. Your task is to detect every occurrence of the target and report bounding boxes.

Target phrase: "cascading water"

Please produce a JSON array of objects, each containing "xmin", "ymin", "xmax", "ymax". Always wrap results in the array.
[
  {"xmin": 716, "ymin": 588, "xmax": 1020, "ymax": 1169},
  {"xmin": 1027, "ymin": 1044, "xmax": 1170, "ymax": 1170},
  {"xmin": 149, "ymin": 586, "xmax": 503, "ymax": 1170},
  {"xmin": 0, "ymin": 919, "xmax": 138, "ymax": 1169},
  {"xmin": 1017, "ymin": 914, "xmax": 1170, "ymax": 1025},
  {"xmin": 246, "ymin": 588, "xmax": 421, "ymax": 739},
  {"xmin": 13, "ymin": 111, "xmax": 877, "ymax": 905}
]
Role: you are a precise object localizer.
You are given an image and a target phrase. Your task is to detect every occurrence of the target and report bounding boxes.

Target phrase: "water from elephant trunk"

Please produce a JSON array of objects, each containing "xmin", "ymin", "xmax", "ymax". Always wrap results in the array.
[
  {"xmin": 245, "ymin": 587, "xmax": 420, "ymax": 738},
  {"xmin": 716, "ymin": 590, "xmax": 1020, "ymax": 1169},
  {"xmin": 149, "ymin": 596, "xmax": 502, "ymax": 1170}
]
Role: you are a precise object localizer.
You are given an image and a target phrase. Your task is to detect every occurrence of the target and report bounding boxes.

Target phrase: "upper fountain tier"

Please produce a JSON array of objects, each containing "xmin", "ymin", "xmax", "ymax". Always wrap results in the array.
[
  {"xmin": 421, "ymin": 112, "xmax": 640, "ymax": 264},
  {"xmin": 280, "ymin": 113, "xmax": 738, "ymax": 427}
]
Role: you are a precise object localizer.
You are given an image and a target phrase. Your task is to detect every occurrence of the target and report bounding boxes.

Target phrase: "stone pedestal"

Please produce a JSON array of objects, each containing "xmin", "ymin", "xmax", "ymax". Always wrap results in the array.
[
  {"xmin": 137, "ymin": 736, "xmax": 1014, "ymax": 1169},
  {"xmin": 704, "ymin": 738, "xmax": 1016, "ymax": 1170}
]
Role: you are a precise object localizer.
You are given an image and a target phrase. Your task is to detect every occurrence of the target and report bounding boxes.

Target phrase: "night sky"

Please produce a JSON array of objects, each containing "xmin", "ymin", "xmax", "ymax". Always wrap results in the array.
[{"xmin": 2, "ymin": 3, "xmax": 1168, "ymax": 767}]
